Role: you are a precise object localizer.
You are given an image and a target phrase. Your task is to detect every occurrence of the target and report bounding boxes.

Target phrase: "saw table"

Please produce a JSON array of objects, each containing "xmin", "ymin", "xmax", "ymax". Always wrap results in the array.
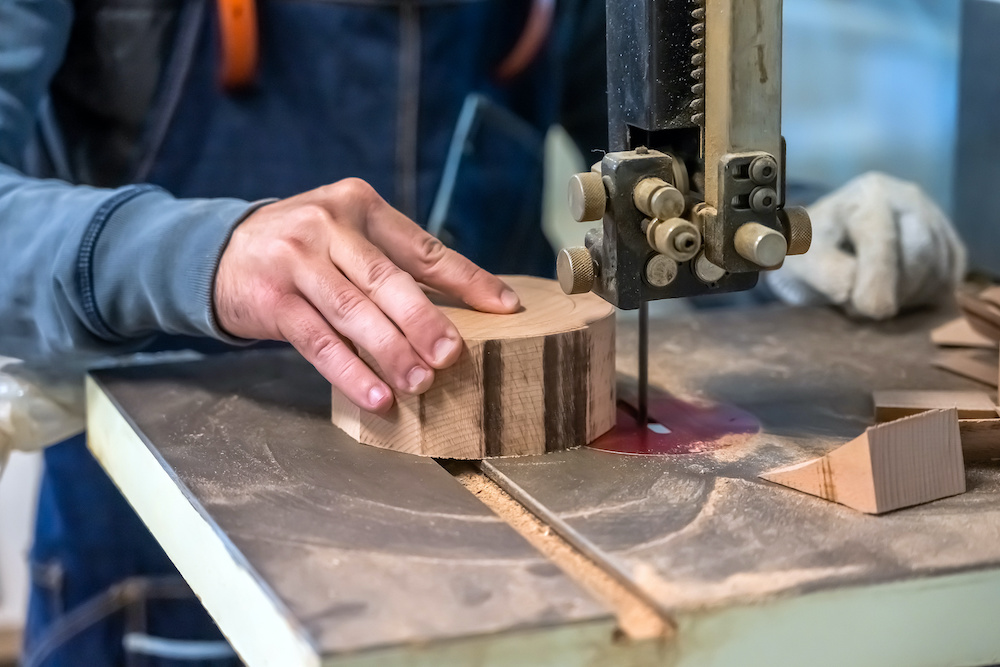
[{"xmin": 86, "ymin": 304, "xmax": 1000, "ymax": 667}]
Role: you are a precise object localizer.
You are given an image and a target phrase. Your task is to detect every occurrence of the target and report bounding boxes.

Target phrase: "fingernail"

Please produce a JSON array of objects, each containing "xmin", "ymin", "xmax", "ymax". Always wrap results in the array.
[
  {"xmin": 433, "ymin": 337, "xmax": 460, "ymax": 365},
  {"xmin": 407, "ymin": 366, "xmax": 432, "ymax": 392},
  {"xmin": 501, "ymin": 289, "xmax": 520, "ymax": 311},
  {"xmin": 368, "ymin": 385, "xmax": 390, "ymax": 409}
]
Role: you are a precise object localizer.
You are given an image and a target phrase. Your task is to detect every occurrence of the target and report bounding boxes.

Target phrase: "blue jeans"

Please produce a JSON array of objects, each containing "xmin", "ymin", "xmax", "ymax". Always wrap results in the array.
[{"xmin": 23, "ymin": 435, "xmax": 239, "ymax": 667}]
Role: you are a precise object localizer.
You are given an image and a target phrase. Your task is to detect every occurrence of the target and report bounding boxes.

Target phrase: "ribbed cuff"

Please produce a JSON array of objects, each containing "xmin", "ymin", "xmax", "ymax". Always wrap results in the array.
[{"xmin": 85, "ymin": 190, "xmax": 272, "ymax": 344}]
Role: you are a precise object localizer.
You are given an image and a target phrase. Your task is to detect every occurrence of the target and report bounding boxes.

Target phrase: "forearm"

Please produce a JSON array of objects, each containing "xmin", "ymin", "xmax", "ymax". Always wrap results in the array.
[{"xmin": 0, "ymin": 164, "xmax": 258, "ymax": 366}]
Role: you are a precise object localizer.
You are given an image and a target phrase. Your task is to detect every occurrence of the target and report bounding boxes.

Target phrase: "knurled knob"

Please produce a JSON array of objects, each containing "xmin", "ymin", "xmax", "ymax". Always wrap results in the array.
[
  {"xmin": 557, "ymin": 247, "xmax": 596, "ymax": 295},
  {"xmin": 779, "ymin": 206, "xmax": 813, "ymax": 256},
  {"xmin": 568, "ymin": 172, "xmax": 607, "ymax": 222},
  {"xmin": 734, "ymin": 222, "xmax": 787, "ymax": 269}
]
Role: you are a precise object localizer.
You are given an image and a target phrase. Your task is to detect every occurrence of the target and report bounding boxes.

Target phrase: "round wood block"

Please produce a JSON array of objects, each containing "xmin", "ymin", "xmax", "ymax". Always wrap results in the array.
[{"xmin": 331, "ymin": 276, "xmax": 617, "ymax": 459}]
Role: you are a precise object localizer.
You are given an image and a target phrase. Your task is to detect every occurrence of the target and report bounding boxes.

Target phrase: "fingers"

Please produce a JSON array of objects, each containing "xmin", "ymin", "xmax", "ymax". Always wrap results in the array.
[
  {"xmin": 274, "ymin": 294, "xmax": 393, "ymax": 413},
  {"xmin": 364, "ymin": 204, "xmax": 521, "ymax": 314},
  {"xmin": 293, "ymin": 260, "xmax": 439, "ymax": 394},
  {"xmin": 321, "ymin": 233, "xmax": 467, "ymax": 370},
  {"xmin": 842, "ymin": 181, "xmax": 900, "ymax": 319}
]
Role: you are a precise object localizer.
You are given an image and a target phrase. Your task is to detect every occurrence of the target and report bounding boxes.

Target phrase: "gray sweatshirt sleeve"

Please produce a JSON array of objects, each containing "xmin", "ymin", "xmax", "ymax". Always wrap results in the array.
[{"xmin": 0, "ymin": 0, "xmax": 259, "ymax": 366}]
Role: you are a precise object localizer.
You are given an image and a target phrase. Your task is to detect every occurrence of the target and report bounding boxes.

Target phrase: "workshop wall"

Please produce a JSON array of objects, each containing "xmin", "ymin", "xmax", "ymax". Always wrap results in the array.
[{"xmin": 782, "ymin": 0, "xmax": 960, "ymax": 211}]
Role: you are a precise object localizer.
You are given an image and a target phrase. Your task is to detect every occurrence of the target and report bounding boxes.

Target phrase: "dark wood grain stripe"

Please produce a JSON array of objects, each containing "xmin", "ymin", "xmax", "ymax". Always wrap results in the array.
[
  {"xmin": 543, "ymin": 331, "xmax": 589, "ymax": 452},
  {"xmin": 483, "ymin": 340, "xmax": 503, "ymax": 457}
]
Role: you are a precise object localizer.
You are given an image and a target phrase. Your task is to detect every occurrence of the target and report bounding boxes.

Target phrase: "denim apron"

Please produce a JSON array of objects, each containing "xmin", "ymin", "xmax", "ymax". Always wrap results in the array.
[{"xmin": 26, "ymin": 0, "xmax": 553, "ymax": 664}]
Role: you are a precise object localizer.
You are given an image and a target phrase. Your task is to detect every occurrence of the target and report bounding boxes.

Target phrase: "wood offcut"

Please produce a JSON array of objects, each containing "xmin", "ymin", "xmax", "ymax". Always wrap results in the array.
[
  {"xmin": 873, "ymin": 390, "xmax": 997, "ymax": 422},
  {"xmin": 931, "ymin": 317, "xmax": 994, "ymax": 349},
  {"xmin": 761, "ymin": 409, "xmax": 966, "ymax": 514},
  {"xmin": 932, "ymin": 348, "xmax": 998, "ymax": 388},
  {"xmin": 331, "ymin": 276, "xmax": 616, "ymax": 459}
]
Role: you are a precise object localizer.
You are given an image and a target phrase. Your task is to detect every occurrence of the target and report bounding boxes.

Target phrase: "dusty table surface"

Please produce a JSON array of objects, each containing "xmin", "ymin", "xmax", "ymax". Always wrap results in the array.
[
  {"xmin": 487, "ymin": 303, "xmax": 1000, "ymax": 614},
  {"xmin": 87, "ymin": 354, "xmax": 614, "ymax": 665},
  {"xmin": 87, "ymin": 303, "xmax": 1000, "ymax": 667}
]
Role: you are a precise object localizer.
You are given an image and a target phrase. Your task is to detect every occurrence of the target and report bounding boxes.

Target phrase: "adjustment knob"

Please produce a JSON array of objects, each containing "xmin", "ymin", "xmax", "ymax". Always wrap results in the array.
[
  {"xmin": 646, "ymin": 218, "xmax": 701, "ymax": 262},
  {"xmin": 778, "ymin": 206, "xmax": 813, "ymax": 256},
  {"xmin": 568, "ymin": 172, "xmax": 606, "ymax": 222},
  {"xmin": 734, "ymin": 222, "xmax": 787, "ymax": 268},
  {"xmin": 557, "ymin": 247, "xmax": 596, "ymax": 294},
  {"xmin": 633, "ymin": 177, "xmax": 685, "ymax": 220}
]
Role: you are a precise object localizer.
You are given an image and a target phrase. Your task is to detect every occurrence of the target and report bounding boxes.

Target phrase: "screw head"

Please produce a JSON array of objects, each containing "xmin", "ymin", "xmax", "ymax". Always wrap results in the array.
[
  {"xmin": 645, "ymin": 254, "xmax": 679, "ymax": 288},
  {"xmin": 750, "ymin": 187, "xmax": 778, "ymax": 214},
  {"xmin": 750, "ymin": 155, "xmax": 778, "ymax": 185},
  {"xmin": 674, "ymin": 230, "xmax": 699, "ymax": 255}
]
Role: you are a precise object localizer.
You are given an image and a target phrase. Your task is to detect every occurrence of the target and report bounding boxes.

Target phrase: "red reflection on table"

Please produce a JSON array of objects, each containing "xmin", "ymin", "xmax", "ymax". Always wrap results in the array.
[{"xmin": 589, "ymin": 391, "xmax": 760, "ymax": 456}]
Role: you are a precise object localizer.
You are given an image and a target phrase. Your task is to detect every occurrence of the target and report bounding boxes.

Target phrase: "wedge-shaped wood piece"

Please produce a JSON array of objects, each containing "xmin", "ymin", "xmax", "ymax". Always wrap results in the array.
[
  {"xmin": 761, "ymin": 409, "xmax": 965, "ymax": 514},
  {"xmin": 331, "ymin": 276, "xmax": 616, "ymax": 459},
  {"xmin": 874, "ymin": 390, "xmax": 997, "ymax": 422},
  {"xmin": 932, "ymin": 348, "xmax": 998, "ymax": 387},
  {"xmin": 930, "ymin": 317, "xmax": 995, "ymax": 349},
  {"xmin": 957, "ymin": 291, "xmax": 1000, "ymax": 342}
]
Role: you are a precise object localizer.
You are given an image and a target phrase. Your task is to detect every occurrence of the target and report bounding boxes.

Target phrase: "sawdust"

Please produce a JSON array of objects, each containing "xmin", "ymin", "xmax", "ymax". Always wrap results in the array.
[
  {"xmin": 446, "ymin": 462, "xmax": 674, "ymax": 642},
  {"xmin": 631, "ymin": 562, "xmax": 867, "ymax": 612}
]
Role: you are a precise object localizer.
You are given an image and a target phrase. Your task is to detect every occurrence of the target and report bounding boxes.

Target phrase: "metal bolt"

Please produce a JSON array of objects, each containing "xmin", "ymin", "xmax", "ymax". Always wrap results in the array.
[
  {"xmin": 674, "ymin": 230, "xmax": 699, "ymax": 255},
  {"xmin": 645, "ymin": 254, "xmax": 679, "ymax": 288},
  {"xmin": 647, "ymin": 217, "xmax": 701, "ymax": 262},
  {"xmin": 567, "ymin": 172, "xmax": 606, "ymax": 222},
  {"xmin": 734, "ymin": 222, "xmax": 787, "ymax": 268},
  {"xmin": 634, "ymin": 178, "xmax": 685, "ymax": 220},
  {"xmin": 650, "ymin": 185, "xmax": 685, "ymax": 219},
  {"xmin": 749, "ymin": 155, "xmax": 778, "ymax": 184},
  {"xmin": 750, "ymin": 187, "xmax": 778, "ymax": 214},
  {"xmin": 557, "ymin": 247, "xmax": 596, "ymax": 295}
]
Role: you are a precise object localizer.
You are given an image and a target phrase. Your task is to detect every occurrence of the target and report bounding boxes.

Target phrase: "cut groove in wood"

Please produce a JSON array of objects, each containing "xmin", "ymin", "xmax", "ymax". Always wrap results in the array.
[
  {"xmin": 332, "ymin": 276, "xmax": 616, "ymax": 459},
  {"xmin": 761, "ymin": 409, "xmax": 966, "ymax": 514},
  {"xmin": 444, "ymin": 461, "xmax": 673, "ymax": 641},
  {"xmin": 874, "ymin": 390, "xmax": 997, "ymax": 422}
]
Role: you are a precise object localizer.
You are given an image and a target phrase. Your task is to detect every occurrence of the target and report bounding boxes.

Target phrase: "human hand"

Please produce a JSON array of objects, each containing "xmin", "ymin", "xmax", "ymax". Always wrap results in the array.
[
  {"xmin": 214, "ymin": 179, "xmax": 521, "ymax": 412},
  {"xmin": 767, "ymin": 172, "xmax": 966, "ymax": 319}
]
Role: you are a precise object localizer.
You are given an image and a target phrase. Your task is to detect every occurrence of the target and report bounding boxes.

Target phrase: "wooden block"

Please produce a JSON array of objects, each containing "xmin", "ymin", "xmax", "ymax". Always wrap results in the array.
[
  {"xmin": 932, "ymin": 349, "xmax": 998, "ymax": 387},
  {"xmin": 331, "ymin": 276, "xmax": 616, "ymax": 459},
  {"xmin": 956, "ymin": 291, "xmax": 1000, "ymax": 342},
  {"xmin": 930, "ymin": 317, "xmax": 995, "ymax": 349},
  {"xmin": 873, "ymin": 390, "xmax": 997, "ymax": 422},
  {"xmin": 760, "ymin": 409, "xmax": 965, "ymax": 514},
  {"xmin": 959, "ymin": 419, "xmax": 1000, "ymax": 463}
]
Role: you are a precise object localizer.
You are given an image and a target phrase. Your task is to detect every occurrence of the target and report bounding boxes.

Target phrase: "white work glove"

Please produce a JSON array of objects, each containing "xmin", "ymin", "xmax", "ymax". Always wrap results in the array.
[
  {"xmin": 767, "ymin": 172, "xmax": 966, "ymax": 320},
  {"xmin": 0, "ymin": 358, "xmax": 85, "ymax": 474}
]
